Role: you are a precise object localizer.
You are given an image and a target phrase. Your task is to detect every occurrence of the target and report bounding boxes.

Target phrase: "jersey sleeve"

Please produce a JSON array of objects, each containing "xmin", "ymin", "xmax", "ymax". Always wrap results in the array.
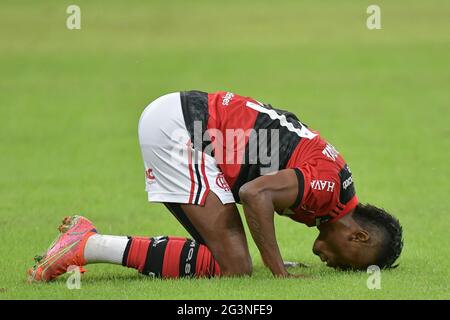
[
  {"xmin": 287, "ymin": 155, "xmax": 358, "ymax": 227},
  {"xmin": 293, "ymin": 159, "xmax": 341, "ymax": 217}
]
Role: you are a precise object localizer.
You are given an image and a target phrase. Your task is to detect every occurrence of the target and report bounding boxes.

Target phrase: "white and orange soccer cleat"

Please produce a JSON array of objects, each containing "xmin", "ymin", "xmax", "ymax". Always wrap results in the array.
[{"xmin": 27, "ymin": 215, "xmax": 97, "ymax": 283}]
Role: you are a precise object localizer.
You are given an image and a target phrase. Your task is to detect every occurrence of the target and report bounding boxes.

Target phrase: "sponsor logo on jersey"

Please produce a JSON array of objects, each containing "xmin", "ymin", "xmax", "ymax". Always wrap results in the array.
[
  {"xmin": 342, "ymin": 175, "xmax": 353, "ymax": 190},
  {"xmin": 339, "ymin": 164, "xmax": 356, "ymax": 204},
  {"xmin": 322, "ymin": 143, "xmax": 339, "ymax": 161},
  {"xmin": 221, "ymin": 92, "xmax": 234, "ymax": 106},
  {"xmin": 310, "ymin": 180, "xmax": 335, "ymax": 192},
  {"xmin": 216, "ymin": 172, "xmax": 231, "ymax": 191}
]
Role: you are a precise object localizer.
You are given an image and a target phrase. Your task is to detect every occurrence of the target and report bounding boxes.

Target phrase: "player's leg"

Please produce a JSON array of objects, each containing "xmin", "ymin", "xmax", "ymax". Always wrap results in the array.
[
  {"xmin": 138, "ymin": 92, "xmax": 252, "ymax": 276},
  {"xmin": 165, "ymin": 193, "xmax": 252, "ymax": 276},
  {"xmin": 27, "ymin": 215, "xmax": 220, "ymax": 282},
  {"xmin": 82, "ymin": 190, "xmax": 252, "ymax": 278},
  {"xmin": 85, "ymin": 234, "xmax": 220, "ymax": 278},
  {"xmin": 83, "ymin": 192, "xmax": 252, "ymax": 278},
  {"xmin": 27, "ymin": 92, "xmax": 245, "ymax": 282}
]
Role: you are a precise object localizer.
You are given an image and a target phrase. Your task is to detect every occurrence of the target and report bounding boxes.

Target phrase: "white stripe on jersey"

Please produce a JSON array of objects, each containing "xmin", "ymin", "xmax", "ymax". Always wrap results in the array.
[{"xmin": 245, "ymin": 101, "xmax": 317, "ymax": 140}]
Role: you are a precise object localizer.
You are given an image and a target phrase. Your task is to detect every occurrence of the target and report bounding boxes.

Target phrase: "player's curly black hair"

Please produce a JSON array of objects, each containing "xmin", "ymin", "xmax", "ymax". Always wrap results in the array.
[{"xmin": 353, "ymin": 203, "xmax": 403, "ymax": 269}]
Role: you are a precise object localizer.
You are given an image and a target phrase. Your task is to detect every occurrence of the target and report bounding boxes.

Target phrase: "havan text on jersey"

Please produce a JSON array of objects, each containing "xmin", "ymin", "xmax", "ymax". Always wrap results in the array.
[{"xmin": 310, "ymin": 180, "xmax": 336, "ymax": 192}]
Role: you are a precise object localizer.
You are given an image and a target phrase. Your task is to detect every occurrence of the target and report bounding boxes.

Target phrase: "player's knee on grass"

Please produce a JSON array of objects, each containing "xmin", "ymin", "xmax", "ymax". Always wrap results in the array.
[
  {"xmin": 123, "ymin": 236, "xmax": 220, "ymax": 278},
  {"xmin": 208, "ymin": 240, "xmax": 253, "ymax": 277},
  {"xmin": 219, "ymin": 254, "xmax": 253, "ymax": 276}
]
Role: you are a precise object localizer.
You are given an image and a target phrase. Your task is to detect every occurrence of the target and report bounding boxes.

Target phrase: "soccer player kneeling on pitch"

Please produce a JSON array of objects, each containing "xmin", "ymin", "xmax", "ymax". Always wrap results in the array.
[{"xmin": 28, "ymin": 91, "xmax": 403, "ymax": 282}]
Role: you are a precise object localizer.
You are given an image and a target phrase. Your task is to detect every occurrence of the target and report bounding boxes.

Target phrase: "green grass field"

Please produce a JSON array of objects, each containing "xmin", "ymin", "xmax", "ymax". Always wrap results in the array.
[{"xmin": 1, "ymin": 0, "xmax": 449, "ymax": 299}]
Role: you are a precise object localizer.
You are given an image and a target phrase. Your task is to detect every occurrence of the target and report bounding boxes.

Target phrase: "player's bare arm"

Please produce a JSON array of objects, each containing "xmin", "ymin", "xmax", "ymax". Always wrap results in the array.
[{"xmin": 239, "ymin": 169, "xmax": 299, "ymax": 277}]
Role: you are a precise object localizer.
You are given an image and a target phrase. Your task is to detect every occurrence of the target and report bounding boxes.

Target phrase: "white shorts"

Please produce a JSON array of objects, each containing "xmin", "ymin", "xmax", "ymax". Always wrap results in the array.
[{"xmin": 138, "ymin": 92, "xmax": 235, "ymax": 205}]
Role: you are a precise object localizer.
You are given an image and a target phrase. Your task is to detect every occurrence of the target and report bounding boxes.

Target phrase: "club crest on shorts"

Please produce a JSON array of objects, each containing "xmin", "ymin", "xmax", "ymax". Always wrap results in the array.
[
  {"xmin": 146, "ymin": 168, "xmax": 156, "ymax": 183},
  {"xmin": 216, "ymin": 173, "xmax": 230, "ymax": 192}
]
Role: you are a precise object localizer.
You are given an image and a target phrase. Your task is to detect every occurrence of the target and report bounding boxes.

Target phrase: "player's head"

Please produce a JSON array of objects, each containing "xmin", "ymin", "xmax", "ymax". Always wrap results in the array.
[{"xmin": 312, "ymin": 203, "xmax": 403, "ymax": 271}]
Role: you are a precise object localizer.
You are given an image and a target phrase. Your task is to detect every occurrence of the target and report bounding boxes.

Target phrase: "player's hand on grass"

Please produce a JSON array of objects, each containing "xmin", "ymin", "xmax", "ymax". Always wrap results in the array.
[
  {"xmin": 287, "ymin": 272, "xmax": 311, "ymax": 279},
  {"xmin": 284, "ymin": 261, "xmax": 309, "ymax": 268},
  {"xmin": 274, "ymin": 271, "xmax": 311, "ymax": 279},
  {"xmin": 283, "ymin": 262, "xmax": 312, "ymax": 278}
]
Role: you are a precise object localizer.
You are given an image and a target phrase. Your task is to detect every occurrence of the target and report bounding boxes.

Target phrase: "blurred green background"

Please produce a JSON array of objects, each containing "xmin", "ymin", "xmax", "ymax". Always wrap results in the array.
[{"xmin": 0, "ymin": 0, "xmax": 449, "ymax": 299}]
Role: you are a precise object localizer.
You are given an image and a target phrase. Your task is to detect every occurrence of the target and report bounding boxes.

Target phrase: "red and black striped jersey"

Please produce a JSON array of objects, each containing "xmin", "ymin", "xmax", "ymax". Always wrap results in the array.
[{"xmin": 180, "ymin": 90, "xmax": 358, "ymax": 227}]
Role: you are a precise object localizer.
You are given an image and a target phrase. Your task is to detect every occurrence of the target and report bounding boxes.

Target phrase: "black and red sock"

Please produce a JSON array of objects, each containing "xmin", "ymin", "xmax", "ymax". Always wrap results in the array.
[{"xmin": 122, "ymin": 236, "xmax": 220, "ymax": 278}]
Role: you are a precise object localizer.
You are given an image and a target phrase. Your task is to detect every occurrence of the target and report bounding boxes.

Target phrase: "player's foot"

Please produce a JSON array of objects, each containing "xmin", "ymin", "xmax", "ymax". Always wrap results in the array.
[{"xmin": 27, "ymin": 215, "xmax": 97, "ymax": 283}]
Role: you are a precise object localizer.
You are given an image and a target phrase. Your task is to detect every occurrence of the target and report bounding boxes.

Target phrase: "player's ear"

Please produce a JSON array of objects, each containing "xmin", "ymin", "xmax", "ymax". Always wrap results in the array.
[{"xmin": 350, "ymin": 230, "xmax": 370, "ymax": 242}]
